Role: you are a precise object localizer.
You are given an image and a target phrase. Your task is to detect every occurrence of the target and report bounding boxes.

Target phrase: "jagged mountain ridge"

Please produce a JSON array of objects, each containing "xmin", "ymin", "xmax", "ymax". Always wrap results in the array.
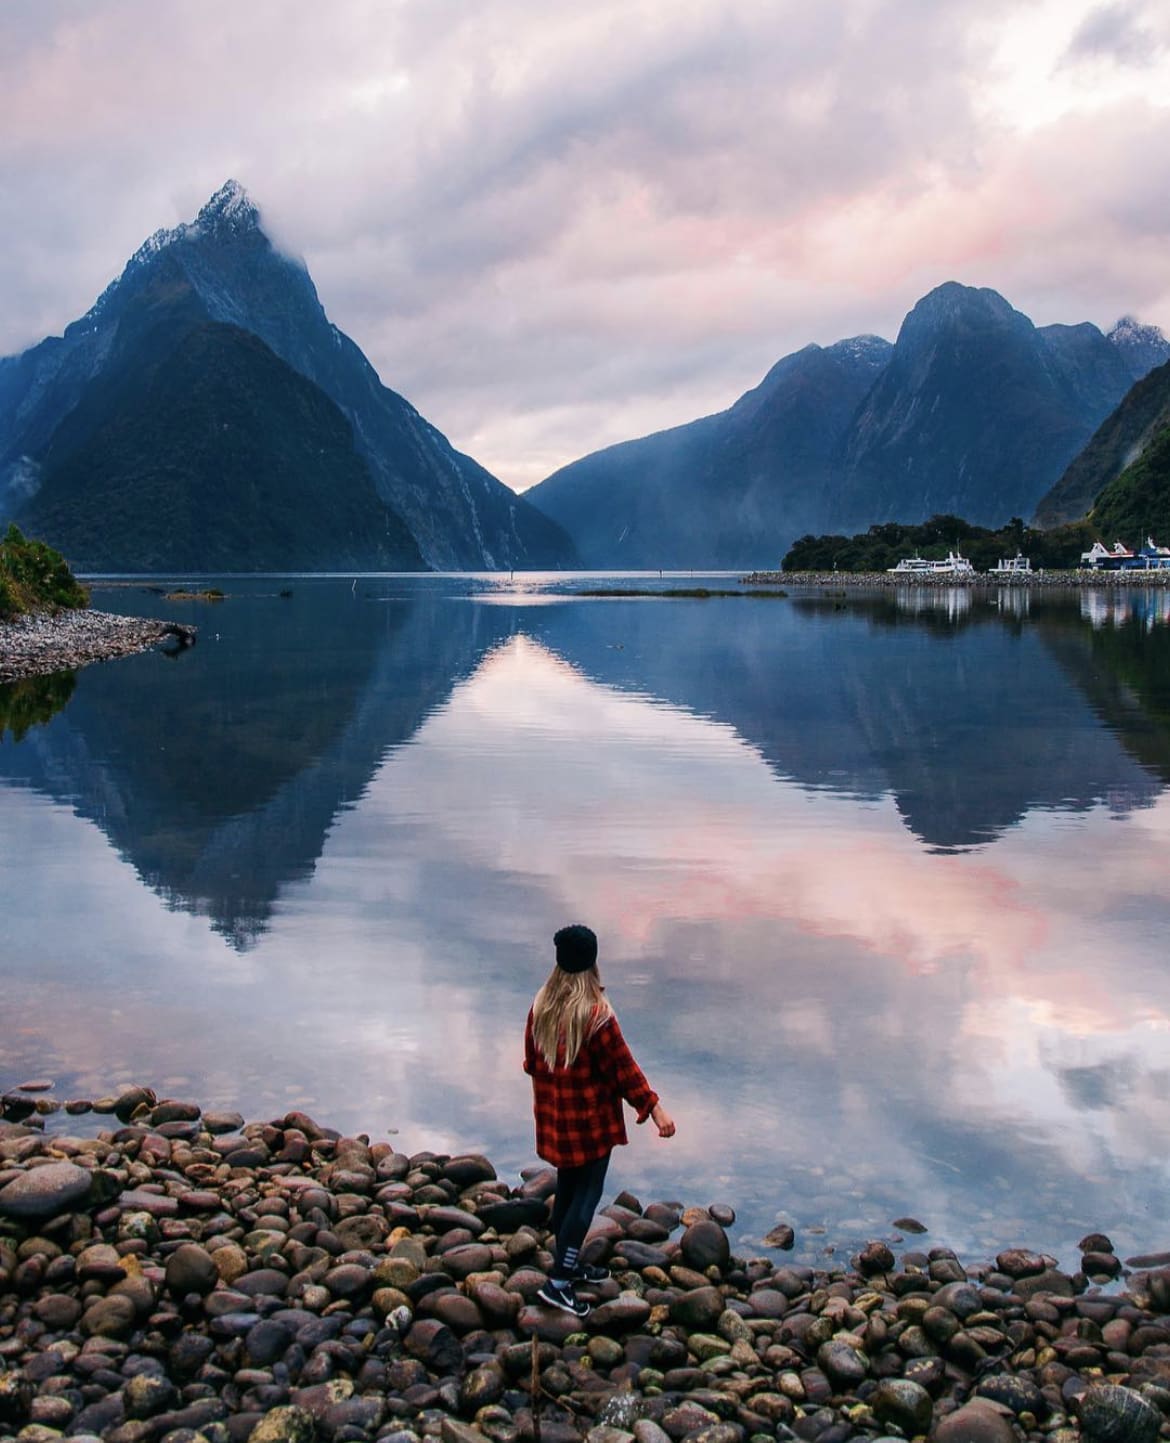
[
  {"xmin": 525, "ymin": 283, "xmax": 1169, "ymax": 563},
  {"xmin": 830, "ymin": 283, "xmax": 1154, "ymax": 532},
  {"xmin": 525, "ymin": 335, "xmax": 893, "ymax": 567},
  {"xmin": 0, "ymin": 181, "xmax": 576, "ymax": 571}
]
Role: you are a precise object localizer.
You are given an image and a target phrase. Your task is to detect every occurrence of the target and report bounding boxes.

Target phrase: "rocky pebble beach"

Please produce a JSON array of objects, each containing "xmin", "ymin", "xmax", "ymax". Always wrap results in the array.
[
  {"xmin": 0, "ymin": 613, "xmax": 196, "ymax": 684},
  {"xmin": 3, "ymin": 1088, "xmax": 1170, "ymax": 1443}
]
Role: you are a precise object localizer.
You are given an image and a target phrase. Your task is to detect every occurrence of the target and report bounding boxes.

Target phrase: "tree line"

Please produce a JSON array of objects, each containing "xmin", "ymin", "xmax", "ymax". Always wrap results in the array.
[{"xmin": 782, "ymin": 516, "xmax": 1101, "ymax": 573}]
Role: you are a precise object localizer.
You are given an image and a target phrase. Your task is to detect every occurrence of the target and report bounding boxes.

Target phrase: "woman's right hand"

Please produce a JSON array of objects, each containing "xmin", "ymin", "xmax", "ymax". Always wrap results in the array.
[{"xmin": 651, "ymin": 1102, "xmax": 676, "ymax": 1138}]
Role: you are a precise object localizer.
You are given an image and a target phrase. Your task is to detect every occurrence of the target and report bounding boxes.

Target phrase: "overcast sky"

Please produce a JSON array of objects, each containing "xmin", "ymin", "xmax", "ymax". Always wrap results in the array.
[{"xmin": 2, "ymin": 0, "xmax": 1169, "ymax": 491}]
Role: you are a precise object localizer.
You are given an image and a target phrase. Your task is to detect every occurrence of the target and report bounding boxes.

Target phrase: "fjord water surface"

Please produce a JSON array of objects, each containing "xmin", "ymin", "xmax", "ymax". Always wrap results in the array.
[{"xmin": 3, "ymin": 575, "xmax": 1170, "ymax": 1268}]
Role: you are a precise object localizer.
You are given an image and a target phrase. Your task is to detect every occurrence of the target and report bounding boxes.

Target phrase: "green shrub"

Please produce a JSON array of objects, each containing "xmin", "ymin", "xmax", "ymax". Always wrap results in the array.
[{"xmin": 0, "ymin": 525, "xmax": 88, "ymax": 619}]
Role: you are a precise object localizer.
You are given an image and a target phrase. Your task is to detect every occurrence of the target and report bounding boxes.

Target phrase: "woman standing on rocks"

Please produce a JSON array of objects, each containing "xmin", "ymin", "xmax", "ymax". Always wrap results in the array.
[{"xmin": 524, "ymin": 923, "xmax": 676, "ymax": 1317}]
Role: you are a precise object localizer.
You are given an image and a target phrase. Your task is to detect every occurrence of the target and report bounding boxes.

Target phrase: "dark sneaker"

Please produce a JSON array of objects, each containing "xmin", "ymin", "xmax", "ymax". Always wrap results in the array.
[
  {"xmin": 571, "ymin": 1262, "xmax": 610, "ymax": 1284},
  {"xmin": 537, "ymin": 1279, "xmax": 591, "ymax": 1317}
]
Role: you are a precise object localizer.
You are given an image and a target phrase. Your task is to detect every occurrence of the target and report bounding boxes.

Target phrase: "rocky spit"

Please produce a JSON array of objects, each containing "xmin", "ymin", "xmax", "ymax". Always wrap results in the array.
[
  {"xmin": 0, "ymin": 613, "xmax": 196, "ymax": 684},
  {"xmin": 741, "ymin": 571, "xmax": 1170, "ymax": 590},
  {"xmin": 3, "ymin": 1090, "xmax": 1170, "ymax": 1443}
]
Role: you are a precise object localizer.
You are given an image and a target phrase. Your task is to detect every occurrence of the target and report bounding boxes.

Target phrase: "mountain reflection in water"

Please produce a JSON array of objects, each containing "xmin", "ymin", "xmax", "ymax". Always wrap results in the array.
[{"xmin": 2, "ymin": 578, "xmax": 1170, "ymax": 1266}]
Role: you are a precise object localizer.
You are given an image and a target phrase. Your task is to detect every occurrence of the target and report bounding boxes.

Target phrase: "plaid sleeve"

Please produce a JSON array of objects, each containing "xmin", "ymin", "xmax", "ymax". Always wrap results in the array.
[
  {"xmin": 593, "ymin": 1015, "xmax": 658, "ymax": 1122},
  {"xmin": 523, "ymin": 1009, "xmax": 536, "ymax": 1076}
]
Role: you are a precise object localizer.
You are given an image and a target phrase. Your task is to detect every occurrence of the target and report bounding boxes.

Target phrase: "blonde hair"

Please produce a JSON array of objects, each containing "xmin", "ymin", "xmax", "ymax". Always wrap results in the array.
[{"xmin": 531, "ymin": 964, "xmax": 613, "ymax": 1068}]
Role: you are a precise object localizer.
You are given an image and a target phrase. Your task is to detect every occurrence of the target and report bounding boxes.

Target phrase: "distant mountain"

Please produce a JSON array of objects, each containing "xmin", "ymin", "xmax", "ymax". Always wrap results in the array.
[
  {"xmin": 525, "ymin": 336, "xmax": 893, "ymax": 567},
  {"xmin": 0, "ymin": 181, "xmax": 576, "ymax": 571},
  {"xmin": 1034, "ymin": 359, "xmax": 1170, "ymax": 529},
  {"xmin": 1108, "ymin": 316, "xmax": 1170, "ymax": 381},
  {"xmin": 526, "ymin": 283, "xmax": 1167, "ymax": 564},
  {"xmin": 829, "ymin": 284, "xmax": 1140, "ymax": 532}
]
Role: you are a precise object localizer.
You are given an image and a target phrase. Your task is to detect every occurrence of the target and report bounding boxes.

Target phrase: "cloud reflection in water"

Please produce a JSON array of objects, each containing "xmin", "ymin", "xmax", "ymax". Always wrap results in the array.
[{"xmin": 3, "ymin": 624, "xmax": 1170, "ymax": 1267}]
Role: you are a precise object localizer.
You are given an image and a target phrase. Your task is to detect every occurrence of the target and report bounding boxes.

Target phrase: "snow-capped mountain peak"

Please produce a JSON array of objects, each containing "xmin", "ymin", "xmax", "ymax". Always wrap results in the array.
[
  {"xmin": 133, "ymin": 179, "xmax": 260, "ymax": 263},
  {"xmin": 80, "ymin": 181, "xmax": 264, "ymax": 329},
  {"xmin": 197, "ymin": 178, "xmax": 259, "ymax": 230},
  {"xmin": 1107, "ymin": 314, "xmax": 1170, "ymax": 380}
]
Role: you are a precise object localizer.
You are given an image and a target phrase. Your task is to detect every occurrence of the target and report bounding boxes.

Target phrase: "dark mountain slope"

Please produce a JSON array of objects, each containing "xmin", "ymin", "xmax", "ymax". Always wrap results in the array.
[
  {"xmin": 0, "ymin": 181, "xmax": 575, "ymax": 570},
  {"xmin": 1089, "ymin": 398, "xmax": 1170, "ymax": 543},
  {"xmin": 20, "ymin": 288, "xmax": 423, "ymax": 571},
  {"xmin": 526, "ymin": 336, "xmax": 892, "ymax": 567},
  {"xmin": 830, "ymin": 284, "xmax": 1138, "ymax": 532},
  {"xmin": 1034, "ymin": 359, "xmax": 1170, "ymax": 528}
]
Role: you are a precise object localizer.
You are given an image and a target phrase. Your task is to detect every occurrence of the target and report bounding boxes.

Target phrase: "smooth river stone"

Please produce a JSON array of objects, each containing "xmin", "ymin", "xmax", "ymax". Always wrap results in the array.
[
  {"xmin": 1078, "ymin": 1385, "xmax": 1162, "ymax": 1443},
  {"xmin": 614, "ymin": 1240, "xmax": 670, "ymax": 1270},
  {"xmin": 149, "ymin": 1100, "xmax": 202, "ymax": 1126},
  {"xmin": 248, "ymin": 1404, "xmax": 317, "ymax": 1443},
  {"xmin": 440, "ymin": 1244, "xmax": 493, "ymax": 1279},
  {"xmin": 680, "ymin": 1219, "xmax": 730, "ymax": 1272},
  {"xmin": 669, "ymin": 1286, "xmax": 725, "ymax": 1331},
  {"xmin": 440, "ymin": 1154, "xmax": 497, "ymax": 1187},
  {"xmin": 934, "ymin": 1401, "xmax": 1019, "ymax": 1443},
  {"xmin": 475, "ymin": 1198, "xmax": 548, "ymax": 1232},
  {"xmin": 165, "ymin": 1242, "xmax": 219, "ymax": 1296},
  {"xmin": 117, "ymin": 1189, "xmax": 179, "ymax": 1217},
  {"xmin": 872, "ymin": 1378, "xmax": 934, "ymax": 1435},
  {"xmin": 424, "ymin": 1205, "xmax": 485, "ymax": 1236},
  {"xmin": 0, "ymin": 1161, "xmax": 92, "ymax": 1218},
  {"xmin": 588, "ymin": 1295, "xmax": 653, "ymax": 1332}
]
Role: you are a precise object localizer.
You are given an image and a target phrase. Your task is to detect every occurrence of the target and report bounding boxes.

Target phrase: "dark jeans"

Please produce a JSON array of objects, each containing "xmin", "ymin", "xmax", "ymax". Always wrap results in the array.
[{"xmin": 550, "ymin": 1151, "xmax": 611, "ymax": 1273}]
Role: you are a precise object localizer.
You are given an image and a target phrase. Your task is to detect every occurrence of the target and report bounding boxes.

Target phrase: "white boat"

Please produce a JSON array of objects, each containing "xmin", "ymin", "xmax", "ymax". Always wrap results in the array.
[
  {"xmin": 989, "ymin": 553, "xmax": 1032, "ymax": 575},
  {"xmin": 888, "ymin": 550, "xmax": 975, "ymax": 577}
]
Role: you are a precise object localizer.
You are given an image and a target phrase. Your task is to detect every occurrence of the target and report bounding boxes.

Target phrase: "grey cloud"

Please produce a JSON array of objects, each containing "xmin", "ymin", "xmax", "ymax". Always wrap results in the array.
[
  {"xmin": 1062, "ymin": 1, "xmax": 1165, "ymax": 67},
  {"xmin": 1, "ymin": 0, "xmax": 1168, "ymax": 487},
  {"xmin": 1058, "ymin": 1058, "xmax": 1134, "ymax": 1110}
]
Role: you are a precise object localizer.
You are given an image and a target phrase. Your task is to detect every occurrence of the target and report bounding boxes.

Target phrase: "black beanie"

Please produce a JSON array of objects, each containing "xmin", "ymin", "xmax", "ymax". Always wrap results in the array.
[{"xmin": 554, "ymin": 924, "xmax": 598, "ymax": 973}]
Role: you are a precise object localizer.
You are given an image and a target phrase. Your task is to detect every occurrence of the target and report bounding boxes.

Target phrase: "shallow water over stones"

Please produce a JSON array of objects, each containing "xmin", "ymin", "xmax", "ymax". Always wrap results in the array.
[
  {"xmin": 4, "ymin": 576, "xmax": 1170, "ymax": 1271},
  {"xmin": 2, "ymin": 1108, "xmax": 1169, "ymax": 1443}
]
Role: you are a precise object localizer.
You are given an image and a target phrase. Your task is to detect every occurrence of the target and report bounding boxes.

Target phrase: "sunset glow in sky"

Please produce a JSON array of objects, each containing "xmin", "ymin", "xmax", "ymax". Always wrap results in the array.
[{"xmin": 2, "ymin": 0, "xmax": 1168, "ymax": 488}]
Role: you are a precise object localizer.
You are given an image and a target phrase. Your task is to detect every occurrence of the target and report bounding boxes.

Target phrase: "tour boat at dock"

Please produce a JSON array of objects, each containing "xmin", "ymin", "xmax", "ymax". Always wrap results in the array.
[
  {"xmin": 989, "ymin": 553, "xmax": 1032, "ymax": 575},
  {"xmin": 888, "ymin": 551, "xmax": 976, "ymax": 577}
]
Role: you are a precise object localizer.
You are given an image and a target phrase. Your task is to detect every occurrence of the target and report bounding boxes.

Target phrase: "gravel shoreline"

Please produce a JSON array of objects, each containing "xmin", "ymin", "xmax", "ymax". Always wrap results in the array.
[
  {"xmin": 3, "ymin": 1087, "xmax": 1169, "ymax": 1443},
  {"xmin": 741, "ymin": 571, "xmax": 1170, "ymax": 589},
  {"xmin": 0, "ymin": 612, "xmax": 196, "ymax": 685}
]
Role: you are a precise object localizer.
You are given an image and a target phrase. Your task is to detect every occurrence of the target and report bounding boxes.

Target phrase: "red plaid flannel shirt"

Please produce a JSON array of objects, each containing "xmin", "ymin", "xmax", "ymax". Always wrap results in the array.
[{"xmin": 524, "ymin": 1006, "xmax": 659, "ymax": 1168}]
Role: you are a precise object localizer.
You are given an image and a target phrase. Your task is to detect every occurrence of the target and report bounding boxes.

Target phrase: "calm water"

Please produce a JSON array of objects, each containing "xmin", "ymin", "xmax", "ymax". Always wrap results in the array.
[{"xmin": 4, "ymin": 574, "xmax": 1170, "ymax": 1272}]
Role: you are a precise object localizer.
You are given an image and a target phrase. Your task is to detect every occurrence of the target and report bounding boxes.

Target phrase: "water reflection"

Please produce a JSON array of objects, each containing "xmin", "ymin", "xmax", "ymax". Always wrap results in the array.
[
  {"xmin": 5, "ymin": 627, "xmax": 1170, "ymax": 1268},
  {"xmin": 1081, "ymin": 588, "xmax": 1170, "ymax": 630},
  {"xmin": 529, "ymin": 592, "xmax": 1163, "ymax": 851},
  {"xmin": 4, "ymin": 583, "xmax": 1170, "ymax": 1266},
  {"xmin": 0, "ymin": 670, "xmax": 76, "ymax": 742},
  {"xmin": 4, "ymin": 585, "xmax": 1170, "ymax": 929},
  {"xmin": 0, "ymin": 587, "xmax": 509, "ymax": 947},
  {"xmin": 892, "ymin": 585, "xmax": 973, "ymax": 620}
]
